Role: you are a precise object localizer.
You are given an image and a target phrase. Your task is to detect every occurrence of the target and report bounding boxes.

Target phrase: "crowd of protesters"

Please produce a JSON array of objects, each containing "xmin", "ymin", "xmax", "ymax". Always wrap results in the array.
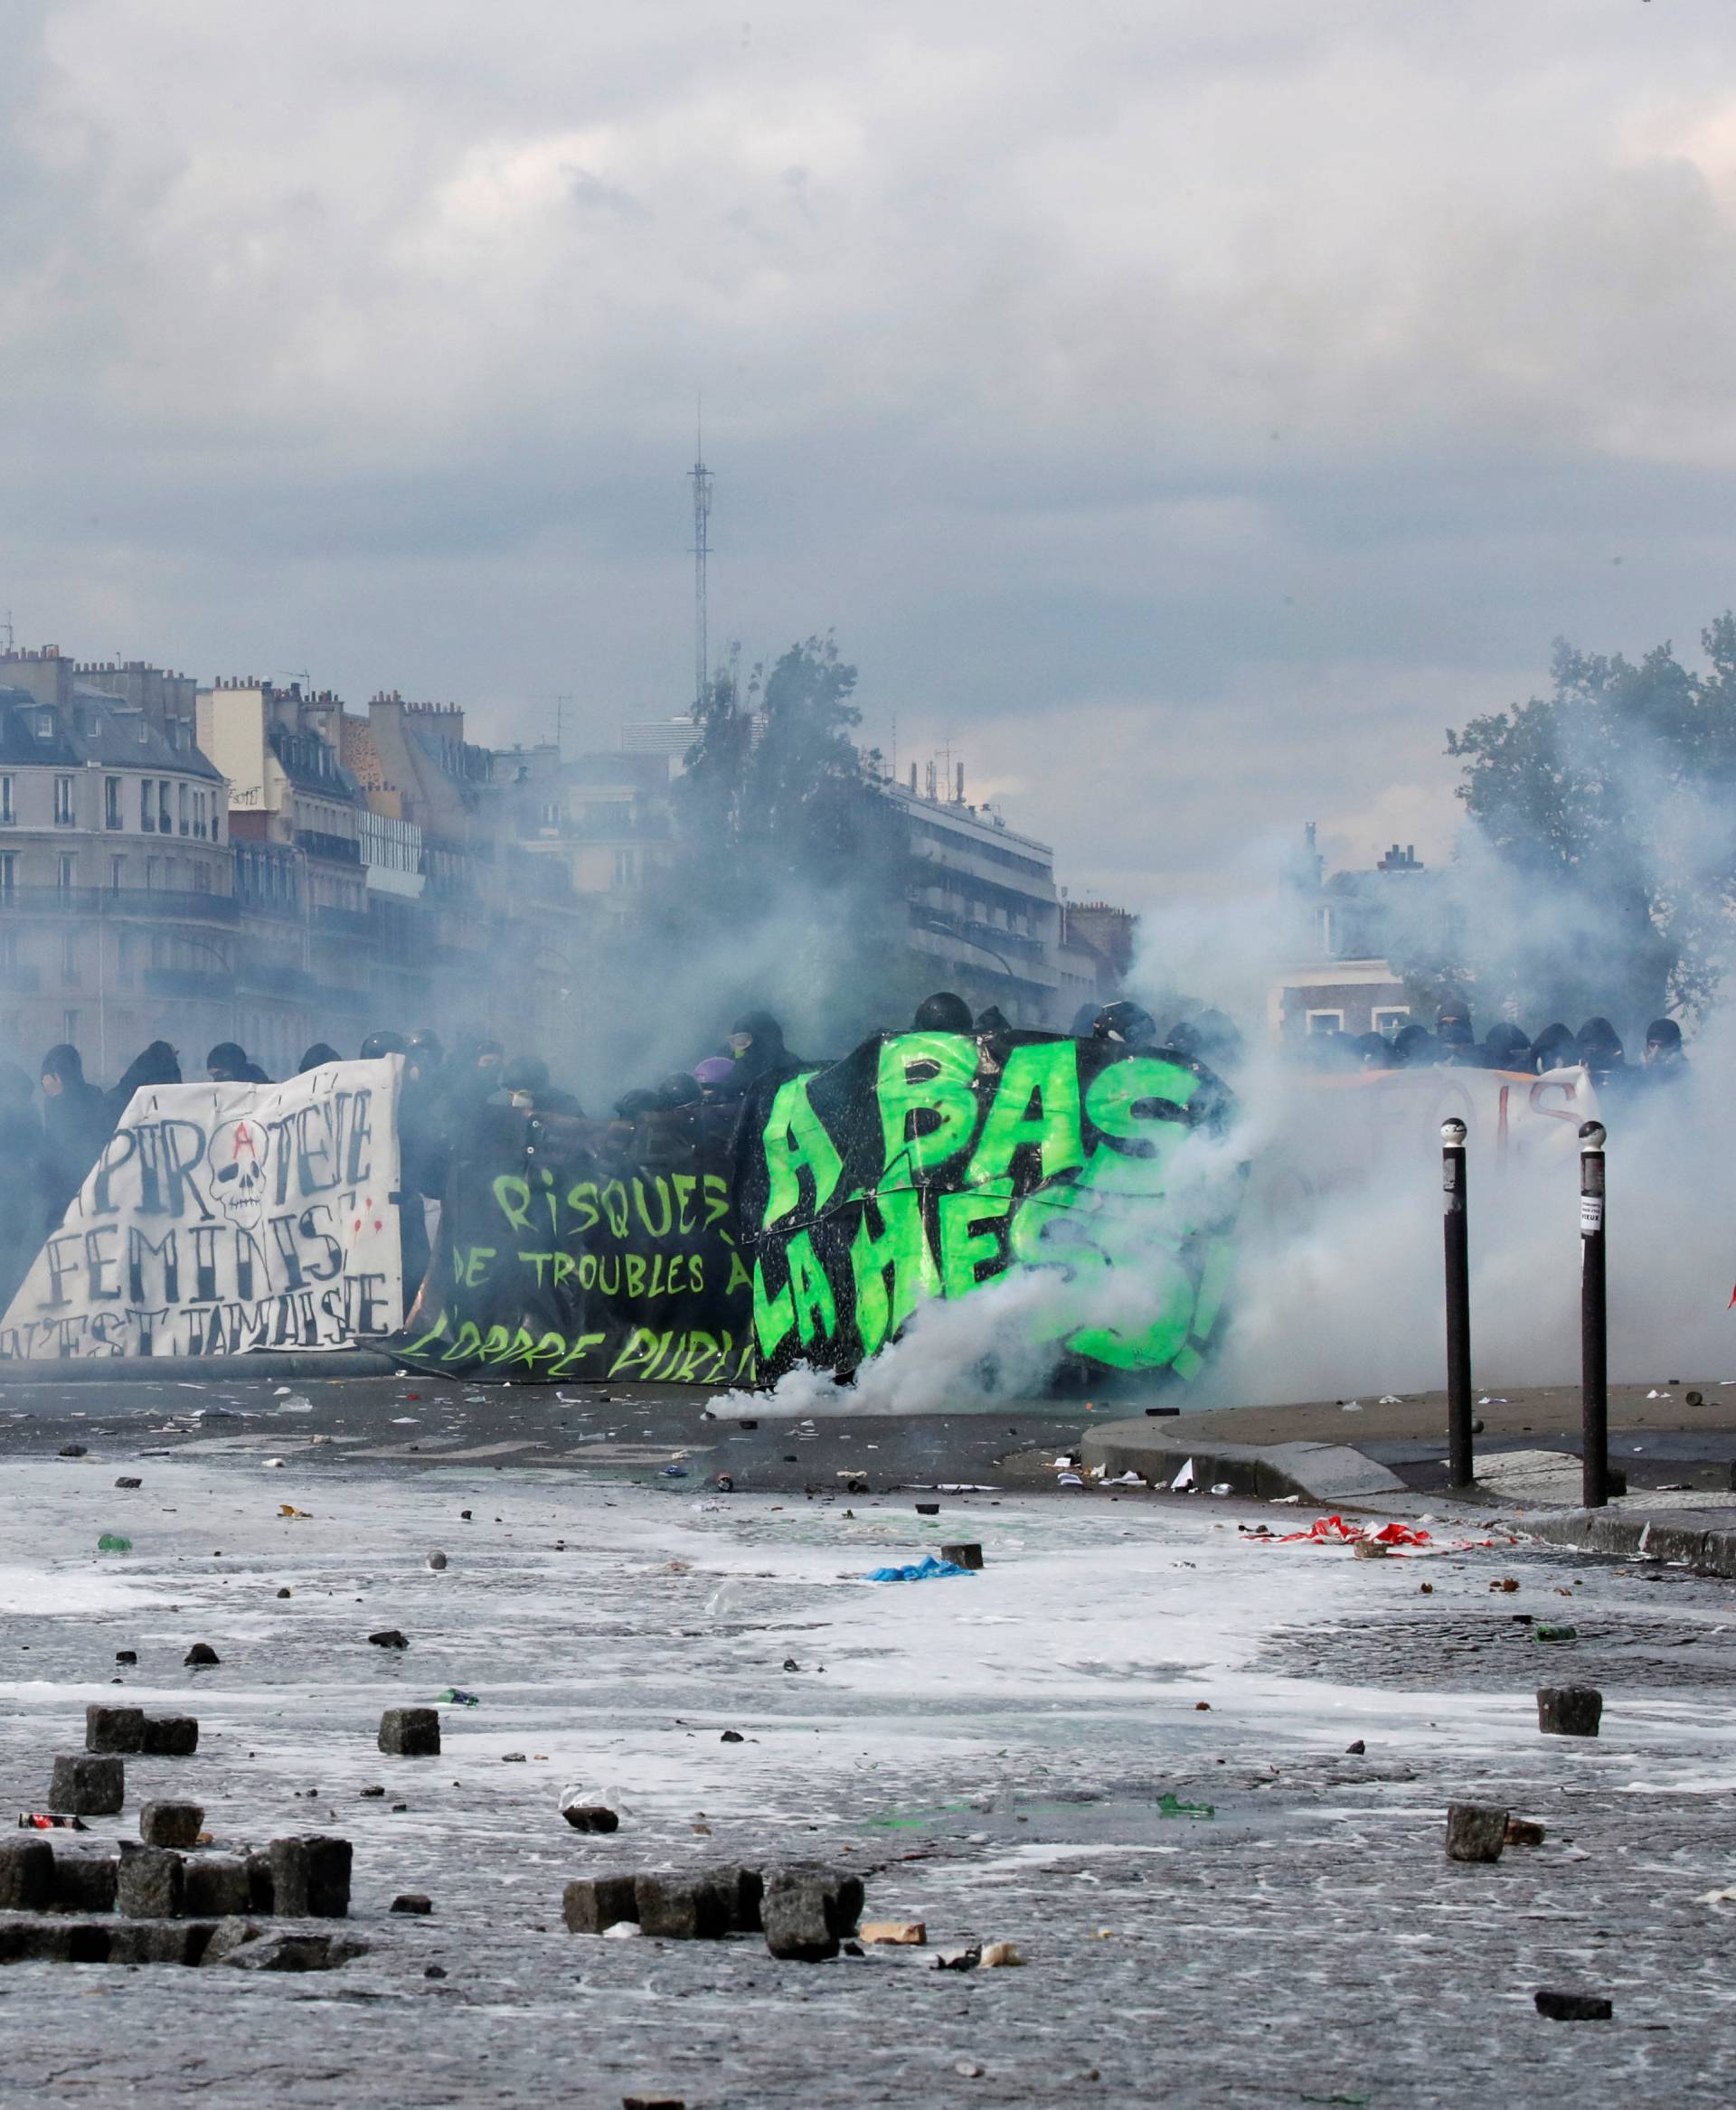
[{"xmin": 1301, "ymin": 1001, "xmax": 1689, "ymax": 1088}]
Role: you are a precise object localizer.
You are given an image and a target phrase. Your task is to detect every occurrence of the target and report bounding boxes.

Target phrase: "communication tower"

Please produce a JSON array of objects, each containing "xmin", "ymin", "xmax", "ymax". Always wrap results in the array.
[{"xmin": 688, "ymin": 410, "xmax": 712, "ymax": 714}]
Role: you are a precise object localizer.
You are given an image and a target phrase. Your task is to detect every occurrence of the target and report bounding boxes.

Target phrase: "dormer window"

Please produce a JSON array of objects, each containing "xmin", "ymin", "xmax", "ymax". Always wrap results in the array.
[{"xmin": 36, "ymin": 710, "xmax": 53, "ymax": 739}]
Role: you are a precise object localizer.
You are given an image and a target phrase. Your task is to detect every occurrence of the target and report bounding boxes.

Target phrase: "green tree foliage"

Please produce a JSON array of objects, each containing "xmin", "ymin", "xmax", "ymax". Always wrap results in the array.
[
  {"xmin": 650, "ymin": 636, "xmax": 928, "ymax": 1053},
  {"xmin": 1438, "ymin": 622, "xmax": 1736, "ymax": 1025}
]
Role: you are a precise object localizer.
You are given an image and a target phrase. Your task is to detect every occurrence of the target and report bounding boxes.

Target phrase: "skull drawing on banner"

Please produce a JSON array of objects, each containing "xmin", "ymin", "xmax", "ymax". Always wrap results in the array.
[{"xmin": 210, "ymin": 1116, "xmax": 271, "ymax": 1229}]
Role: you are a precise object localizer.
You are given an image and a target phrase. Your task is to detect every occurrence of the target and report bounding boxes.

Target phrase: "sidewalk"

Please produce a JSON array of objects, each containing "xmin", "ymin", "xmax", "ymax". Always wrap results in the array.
[{"xmin": 1080, "ymin": 1377, "xmax": 1736, "ymax": 1574}]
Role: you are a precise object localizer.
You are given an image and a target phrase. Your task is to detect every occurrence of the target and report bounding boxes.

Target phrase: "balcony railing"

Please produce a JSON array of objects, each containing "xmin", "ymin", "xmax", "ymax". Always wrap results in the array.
[
  {"xmin": 0, "ymin": 887, "xmax": 240, "ymax": 922},
  {"xmin": 295, "ymin": 830, "xmax": 363, "ymax": 865}
]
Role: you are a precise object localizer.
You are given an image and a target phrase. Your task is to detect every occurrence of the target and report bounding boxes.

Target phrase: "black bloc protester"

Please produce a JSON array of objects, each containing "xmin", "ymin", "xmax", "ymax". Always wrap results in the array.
[{"xmin": 399, "ymin": 1030, "xmax": 1242, "ymax": 1393}]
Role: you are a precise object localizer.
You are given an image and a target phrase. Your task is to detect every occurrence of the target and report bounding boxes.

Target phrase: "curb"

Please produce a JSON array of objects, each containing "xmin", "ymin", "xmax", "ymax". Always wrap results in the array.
[
  {"xmin": 0, "ymin": 1351, "xmax": 400, "ymax": 1384},
  {"xmin": 1520, "ymin": 1505, "xmax": 1736, "ymax": 1577},
  {"xmin": 1081, "ymin": 1419, "xmax": 1409, "ymax": 1504}
]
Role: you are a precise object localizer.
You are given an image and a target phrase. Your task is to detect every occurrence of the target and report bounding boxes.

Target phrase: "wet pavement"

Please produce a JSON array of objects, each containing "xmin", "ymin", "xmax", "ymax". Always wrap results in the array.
[{"xmin": 1, "ymin": 1407, "xmax": 1736, "ymax": 2105}]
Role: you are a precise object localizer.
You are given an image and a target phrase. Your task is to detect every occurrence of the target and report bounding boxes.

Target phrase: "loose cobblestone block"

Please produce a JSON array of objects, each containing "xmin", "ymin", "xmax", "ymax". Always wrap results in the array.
[
  {"xmin": 1505, "ymin": 1818, "xmax": 1547, "ymax": 1848},
  {"xmin": 561, "ymin": 1804, "xmax": 619, "ymax": 1833},
  {"xmin": 378, "ymin": 1707, "xmax": 440, "ymax": 1757},
  {"xmin": 0, "ymin": 1840, "xmax": 53, "ymax": 1912},
  {"xmin": 109, "ymin": 1920, "xmax": 210, "ymax": 1966},
  {"xmin": 719, "ymin": 1864, "xmax": 764, "ymax": 1933},
  {"xmin": 268, "ymin": 1836, "xmax": 353, "ymax": 1918},
  {"xmin": 391, "ymin": 1893, "xmax": 433, "ymax": 1915},
  {"xmin": 198, "ymin": 1917, "xmax": 264, "ymax": 1965},
  {"xmin": 139, "ymin": 1802, "xmax": 203, "ymax": 1850},
  {"xmin": 141, "ymin": 1717, "xmax": 199, "ymax": 1757},
  {"xmin": 50, "ymin": 1755, "xmax": 123, "ymax": 1817},
  {"xmin": 51, "ymin": 1851, "xmax": 118, "ymax": 1914},
  {"xmin": 939, "ymin": 1543, "xmax": 984, "ymax": 1569},
  {"xmin": 117, "ymin": 1847, "xmax": 184, "ymax": 1919},
  {"xmin": 222, "ymin": 1931, "xmax": 367, "ymax": 1972},
  {"xmin": 1535, "ymin": 1988, "xmax": 1612, "ymax": 2021},
  {"xmin": 85, "ymin": 1705, "xmax": 146, "ymax": 1755},
  {"xmin": 245, "ymin": 1851, "xmax": 275, "ymax": 1914},
  {"xmin": 183, "ymin": 1857, "xmax": 251, "ymax": 1917},
  {"xmin": 634, "ymin": 1871, "xmax": 731, "ymax": 1940},
  {"xmin": 1445, "ymin": 1804, "xmax": 1507, "ymax": 1862},
  {"xmin": 562, "ymin": 1875, "xmax": 640, "ymax": 1935},
  {"xmin": 761, "ymin": 1863, "xmax": 860, "ymax": 1961},
  {"xmin": 0, "ymin": 1918, "xmax": 114, "ymax": 1963},
  {"xmin": 1537, "ymin": 1687, "xmax": 1602, "ymax": 1738}
]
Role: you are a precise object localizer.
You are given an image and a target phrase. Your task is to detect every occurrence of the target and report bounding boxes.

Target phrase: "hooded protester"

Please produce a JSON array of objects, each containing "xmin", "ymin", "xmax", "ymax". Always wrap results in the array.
[
  {"xmin": 205, "ymin": 1042, "xmax": 250, "ymax": 1083},
  {"xmin": 1482, "ymin": 1022, "xmax": 1532, "ymax": 1072},
  {"xmin": 693, "ymin": 1055, "xmax": 738, "ymax": 1102},
  {"xmin": 501, "ymin": 1055, "xmax": 582, "ymax": 1118},
  {"xmin": 1069, "ymin": 1001, "xmax": 1100, "ymax": 1037},
  {"xmin": 1643, "ymin": 1017, "xmax": 1686, "ymax": 1076},
  {"xmin": 1434, "ymin": 1003, "xmax": 1483, "ymax": 1067},
  {"xmin": 912, "ymin": 992, "xmax": 975, "ymax": 1034},
  {"xmin": 360, "ymin": 1030, "xmax": 409, "ymax": 1060},
  {"xmin": 0, "ymin": 1061, "xmax": 49, "ymax": 1303},
  {"xmin": 297, "ymin": 1043, "xmax": 342, "ymax": 1073},
  {"xmin": 40, "ymin": 1045, "xmax": 110, "ymax": 1222},
  {"xmin": 406, "ymin": 1030, "xmax": 444, "ymax": 1085},
  {"xmin": 1169, "ymin": 1008, "xmax": 1245, "ymax": 1074},
  {"xmin": 729, "ymin": 1010, "xmax": 805, "ymax": 1089},
  {"xmin": 1391, "ymin": 1022, "xmax": 1437, "ymax": 1069},
  {"xmin": 1090, "ymin": 1000, "xmax": 1159, "ymax": 1049},
  {"xmin": 108, "ymin": 1040, "xmax": 181, "ymax": 1121},
  {"xmin": 1351, "ymin": 1031, "xmax": 1393, "ymax": 1070},
  {"xmin": 974, "ymin": 1004, "xmax": 1012, "ymax": 1035},
  {"xmin": 1530, "ymin": 1022, "xmax": 1579, "ymax": 1074},
  {"xmin": 1576, "ymin": 1016, "xmax": 1626, "ymax": 1083}
]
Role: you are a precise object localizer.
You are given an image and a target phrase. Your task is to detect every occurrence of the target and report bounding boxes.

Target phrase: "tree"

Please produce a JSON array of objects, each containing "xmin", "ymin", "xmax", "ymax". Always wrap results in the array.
[{"xmin": 1435, "ymin": 622, "xmax": 1736, "ymax": 1028}]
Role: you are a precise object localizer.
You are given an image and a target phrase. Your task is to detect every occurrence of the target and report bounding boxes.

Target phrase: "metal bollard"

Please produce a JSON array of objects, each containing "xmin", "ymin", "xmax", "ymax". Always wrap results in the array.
[
  {"xmin": 1441, "ymin": 1118, "xmax": 1474, "ymax": 1489},
  {"xmin": 1580, "ymin": 1120, "xmax": 1609, "ymax": 1508}
]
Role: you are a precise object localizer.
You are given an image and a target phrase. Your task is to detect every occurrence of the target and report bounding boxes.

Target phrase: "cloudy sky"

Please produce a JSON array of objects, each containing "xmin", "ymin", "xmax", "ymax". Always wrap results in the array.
[{"xmin": 5, "ymin": 0, "xmax": 1736, "ymax": 904}]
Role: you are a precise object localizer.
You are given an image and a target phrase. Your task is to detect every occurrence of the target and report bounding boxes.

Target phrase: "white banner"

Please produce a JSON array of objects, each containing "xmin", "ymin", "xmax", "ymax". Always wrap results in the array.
[{"xmin": 0, "ymin": 1058, "xmax": 403, "ymax": 1360}]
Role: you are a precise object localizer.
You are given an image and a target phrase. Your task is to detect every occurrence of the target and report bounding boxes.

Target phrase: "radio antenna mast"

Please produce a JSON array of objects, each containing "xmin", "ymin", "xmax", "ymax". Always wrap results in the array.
[{"xmin": 687, "ymin": 401, "xmax": 712, "ymax": 716}]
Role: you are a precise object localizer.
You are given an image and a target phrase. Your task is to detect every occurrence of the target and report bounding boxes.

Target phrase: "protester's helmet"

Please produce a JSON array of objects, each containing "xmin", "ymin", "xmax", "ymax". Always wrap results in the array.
[
  {"xmin": 912, "ymin": 992, "xmax": 974, "ymax": 1034},
  {"xmin": 1090, "ymin": 1001, "xmax": 1158, "ymax": 1048}
]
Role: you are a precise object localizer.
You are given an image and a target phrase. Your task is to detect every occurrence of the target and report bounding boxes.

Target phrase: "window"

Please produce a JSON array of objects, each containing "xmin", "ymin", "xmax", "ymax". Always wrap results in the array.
[
  {"xmin": 1305, "ymin": 1009, "xmax": 1345, "ymax": 1035},
  {"xmin": 613, "ymin": 848, "xmax": 637, "ymax": 887},
  {"xmin": 140, "ymin": 778, "xmax": 155, "ymax": 831},
  {"xmin": 158, "ymin": 782, "xmax": 172, "ymax": 834},
  {"xmin": 53, "ymin": 776, "xmax": 74, "ymax": 826},
  {"xmin": 36, "ymin": 710, "xmax": 52, "ymax": 740},
  {"xmin": 0, "ymin": 855, "xmax": 14, "ymax": 902},
  {"xmin": 104, "ymin": 777, "xmax": 122, "ymax": 829},
  {"xmin": 145, "ymin": 856, "xmax": 157, "ymax": 891},
  {"xmin": 57, "ymin": 852, "xmax": 77, "ymax": 891},
  {"xmin": 192, "ymin": 862, "xmax": 208, "ymax": 893},
  {"xmin": 1371, "ymin": 1006, "xmax": 1410, "ymax": 1037},
  {"xmin": 0, "ymin": 777, "xmax": 12, "ymax": 826},
  {"xmin": 61, "ymin": 931, "xmax": 80, "ymax": 985},
  {"xmin": 178, "ymin": 784, "xmax": 190, "ymax": 836}
]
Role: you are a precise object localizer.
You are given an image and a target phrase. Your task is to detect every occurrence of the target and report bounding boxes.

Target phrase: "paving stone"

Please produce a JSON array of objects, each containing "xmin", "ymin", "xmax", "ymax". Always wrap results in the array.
[
  {"xmin": 761, "ymin": 1863, "xmax": 860, "ymax": 1962},
  {"xmin": 183, "ymin": 1857, "xmax": 251, "ymax": 1917},
  {"xmin": 1537, "ymin": 1687, "xmax": 1603, "ymax": 1738},
  {"xmin": 0, "ymin": 1839, "xmax": 53, "ymax": 1912},
  {"xmin": 391, "ymin": 1893, "xmax": 433, "ymax": 1914},
  {"xmin": 222, "ymin": 1932, "xmax": 366, "ymax": 1973},
  {"xmin": 379, "ymin": 1707, "xmax": 440, "ymax": 1757},
  {"xmin": 50, "ymin": 1850, "xmax": 118, "ymax": 1914},
  {"xmin": 634, "ymin": 1870, "xmax": 732, "ymax": 1940},
  {"xmin": 117, "ymin": 1846, "xmax": 185, "ymax": 1919},
  {"xmin": 197, "ymin": 1917, "xmax": 264, "ymax": 1966},
  {"xmin": 108, "ymin": 1920, "xmax": 212, "ymax": 1966},
  {"xmin": 183, "ymin": 1644, "xmax": 220, "ymax": 1667},
  {"xmin": 85, "ymin": 1705, "xmax": 146, "ymax": 1755},
  {"xmin": 368, "ymin": 1630, "xmax": 409, "ymax": 1649},
  {"xmin": 141, "ymin": 1717, "xmax": 199, "ymax": 1757},
  {"xmin": 1445, "ymin": 1804, "xmax": 1508, "ymax": 1862},
  {"xmin": 0, "ymin": 1917, "xmax": 114, "ymax": 1964},
  {"xmin": 139, "ymin": 1801, "xmax": 203, "ymax": 1849},
  {"xmin": 561, "ymin": 1804, "xmax": 619, "ymax": 1833},
  {"xmin": 1505, "ymin": 1818, "xmax": 1547, "ymax": 1848},
  {"xmin": 1535, "ymin": 1988, "xmax": 1613, "ymax": 2021},
  {"xmin": 939, "ymin": 1542, "xmax": 984, "ymax": 1568},
  {"xmin": 245, "ymin": 1851, "xmax": 276, "ymax": 1914},
  {"xmin": 50, "ymin": 1754, "xmax": 123, "ymax": 1817},
  {"xmin": 562, "ymin": 1875, "xmax": 640, "ymax": 1935},
  {"xmin": 718, "ymin": 1864, "xmax": 764, "ymax": 1933},
  {"xmin": 268, "ymin": 1835, "xmax": 353, "ymax": 1917}
]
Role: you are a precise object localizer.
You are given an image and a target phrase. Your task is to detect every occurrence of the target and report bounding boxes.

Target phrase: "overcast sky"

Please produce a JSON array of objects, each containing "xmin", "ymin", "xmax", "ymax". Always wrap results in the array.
[{"xmin": 5, "ymin": 0, "xmax": 1736, "ymax": 905}]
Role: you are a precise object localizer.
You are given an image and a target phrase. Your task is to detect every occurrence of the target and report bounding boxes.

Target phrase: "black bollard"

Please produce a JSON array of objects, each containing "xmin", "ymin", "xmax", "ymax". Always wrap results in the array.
[
  {"xmin": 1580, "ymin": 1120, "xmax": 1609, "ymax": 1509},
  {"xmin": 1442, "ymin": 1118, "xmax": 1474, "ymax": 1489}
]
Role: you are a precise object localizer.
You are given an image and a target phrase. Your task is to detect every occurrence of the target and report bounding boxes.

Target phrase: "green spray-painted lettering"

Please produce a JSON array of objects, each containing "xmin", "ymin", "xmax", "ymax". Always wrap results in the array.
[
  {"xmin": 849, "ymin": 1186, "xmax": 939, "ymax": 1357},
  {"xmin": 966, "ymin": 1043, "xmax": 1085, "ymax": 1187},
  {"xmin": 761, "ymin": 1075, "xmax": 844, "ymax": 1229},
  {"xmin": 936, "ymin": 1177, "xmax": 1014, "ymax": 1297},
  {"xmin": 877, "ymin": 1032, "xmax": 980, "ymax": 1183}
]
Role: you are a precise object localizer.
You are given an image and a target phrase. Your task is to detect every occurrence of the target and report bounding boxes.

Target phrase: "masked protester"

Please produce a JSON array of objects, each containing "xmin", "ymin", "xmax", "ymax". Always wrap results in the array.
[
  {"xmin": 1529, "ymin": 1022, "xmax": 1579, "ymax": 1075},
  {"xmin": 501, "ymin": 1055, "xmax": 582, "ymax": 1118},
  {"xmin": 40, "ymin": 1045, "xmax": 110, "ymax": 1223},
  {"xmin": 1482, "ymin": 1022, "xmax": 1532, "ymax": 1072},
  {"xmin": 1069, "ymin": 1001, "xmax": 1100, "ymax": 1037},
  {"xmin": 205, "ymin": 1041, "xmax": 251, "ymax": 1083},
  {"xmin": 359, "ymin": 1030, "xmax": 408, "ymax": 1061},
  {"xmin": 974, "ymin": 1005, "xmax": 1012, "ymax": 1035},
  {"xmin": 1352, "ymin": 1031, "xmax": 1393, "ymax": 1071},
  {"xmin": 297, "ymin": 1042, "xmax": 342, "ymax": 1073},
  {"xmin": 1169, "ymin": 1008, "xmax": 1245, "ymax": 1074},
  {"xmin": 1391, "ymin": 1022, "xmax": 1437, "ymax": 1069},
  {"xmin": 1643, "ymin": 1017, "xmax": 1687, "ymax": 1080},
  {"xmin": 1576, "ymin": 1017, "xmax": 1626, "ymax": 1084},
  {"xmin": 1434, "ymin": 1003, "xmax": 1483, "ymax": 1067},
  {"xmin": 729, "ymin": 1011, "xmax": 805, "ymax": 1089}
]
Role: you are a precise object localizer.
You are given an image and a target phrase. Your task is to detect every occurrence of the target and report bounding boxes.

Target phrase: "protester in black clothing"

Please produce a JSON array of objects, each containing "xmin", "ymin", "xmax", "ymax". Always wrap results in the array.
[
  {"xmin": 1090, "ymin": 1000, "xmax": 1158, "ymax": 1048},
  {"xmin": 1069, "ymin": 1001, "xmax": 1099, "ymax": 1037},
  {"xmin": 297, "ymin": 1042, "xmax": 342, "ymax": 1072},
  {"xmin": 1169, "ymin": 1008, "xmax": 1245, "ymax": 1074},
  {"xmin": 405, "ymin": 1030, "xmax": 443, "ymax": 1085},
  {"xmin": 1643, "ymin": 1018, "xmax": 1687, "ymax": 1079},
  {"xmin": 1351, "ymin": 1031, "xmax": 1393, "ymax": 1070},
  {"xmin": 40, "ymin": 1044, "xmax": 110, "ymax": 1222},
  {"xmin": 1529, "ymin": 1022, "xmax": 1578, "ymax": 1074},
  {"xmin": 1576, "ymin": 1017, "xmax": 1626, "ymax": 1083},
  {"xmin": 501, "ymin": 1056, "xmax": 582, "ymax": 1119},
  {"xmin": 108, "ymin": 1040, "xmax": 180, "ymax": 1121},
  {"xmin": 1391, "ymin": 1022, "xmax": 1436, "ymax": 1069},
  {"xmin": 912, "ymin": 992, "xmax": 974, "ymax": 1033},
  {"xmin": 1482, "ymin": 1022, "xmax": 1532, "ymax": 1072},
  {"xmin": 360, "ymin": 1030, "xmax": 408, "ymax": 1060},
  {"xmin": 1434, "ymin": 1003, "xmax": 1483, "ymax": 1066},
  {"xmin": 974, "ymin": 1005, "xmax": 1012, "ymax": 1035},
  {"xmin": 205, "ymin": 1042, "xmax": 250, "ymax": 1083},
  {"xmin": 729, "ymin": 1011, "xmax": 805, "ymax": 1088}
]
